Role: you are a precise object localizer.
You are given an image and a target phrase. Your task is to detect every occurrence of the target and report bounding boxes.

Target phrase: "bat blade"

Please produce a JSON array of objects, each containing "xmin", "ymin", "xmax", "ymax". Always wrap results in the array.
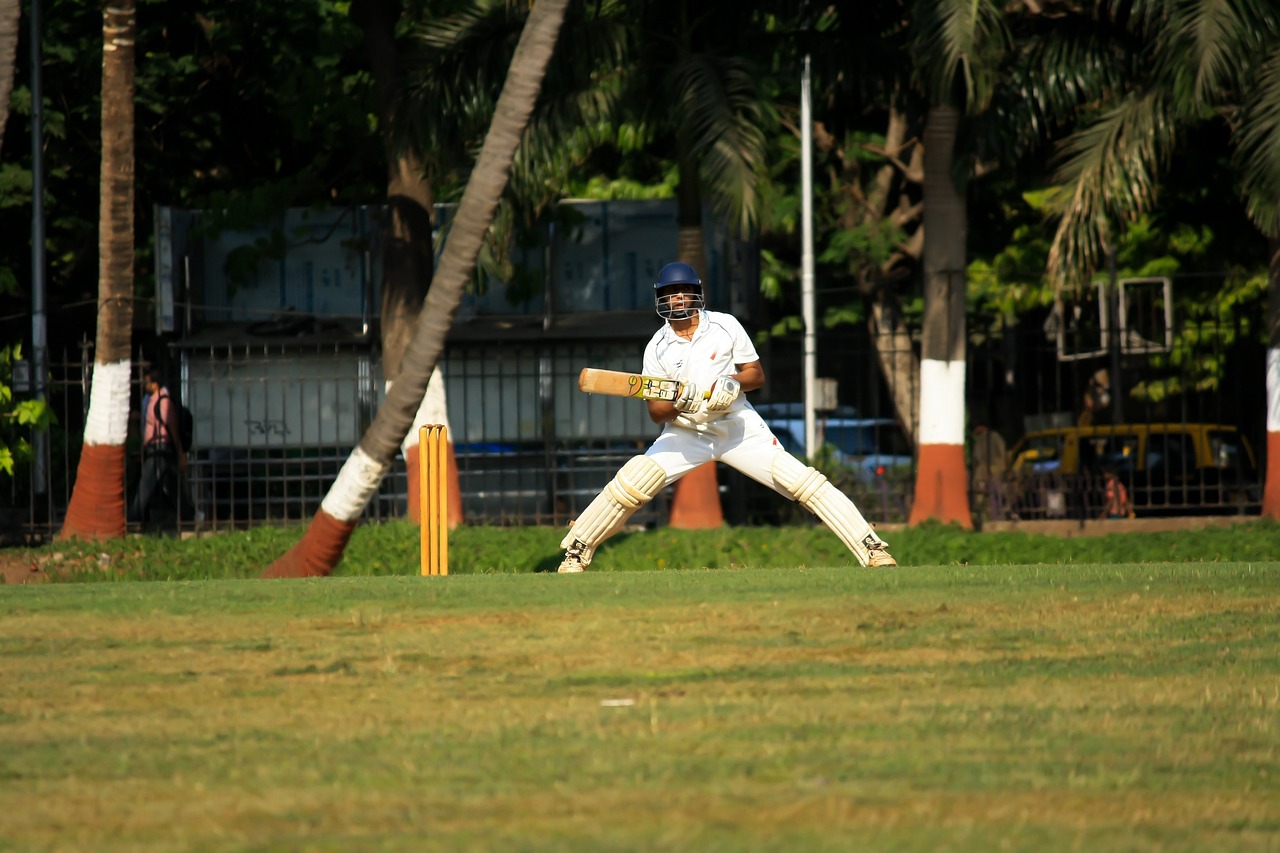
[{"xmin": 578, "ymin": 367, "xmax": 682, "ymax": 401}]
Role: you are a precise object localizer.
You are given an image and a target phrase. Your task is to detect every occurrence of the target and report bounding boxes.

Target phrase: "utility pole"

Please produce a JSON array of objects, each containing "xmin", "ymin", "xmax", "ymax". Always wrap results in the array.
[
  {"xmin": 30, "ymin": 0, "xmax": 48, "ymax": 510},
  {"xmin": 800, "ymin": 54, "xmax": 817, "ymax": 458},
  {"xmin": 1107, "ymin": 247, "xmax": 1124, "ymax": 424}
]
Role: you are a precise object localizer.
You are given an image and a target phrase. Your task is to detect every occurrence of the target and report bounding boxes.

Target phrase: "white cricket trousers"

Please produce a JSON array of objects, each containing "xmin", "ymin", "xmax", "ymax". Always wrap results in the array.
[{"xmin": 644, "ymin": 407, "xmax": 790, "ymax": 494}]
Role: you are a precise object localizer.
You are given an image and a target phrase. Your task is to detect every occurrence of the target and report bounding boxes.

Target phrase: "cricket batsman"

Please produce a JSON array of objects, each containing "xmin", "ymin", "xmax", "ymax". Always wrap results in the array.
[{"xmin": 557, "ymin": 262, "xmax": 897, "ymax": 572}]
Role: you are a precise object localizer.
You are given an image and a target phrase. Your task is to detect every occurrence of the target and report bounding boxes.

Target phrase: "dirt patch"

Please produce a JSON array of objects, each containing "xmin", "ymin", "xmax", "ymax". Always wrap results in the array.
[
  {"xmin": 0, "ymin": 549, "xmax": 51, "ymax": 585},
  {"xmin": 980, "ymin": 515, "xmax": 1255, "ymax": 537},
  {"xmin": 0, "ymin": 548, "xmax": 116, "ymax": 584}
]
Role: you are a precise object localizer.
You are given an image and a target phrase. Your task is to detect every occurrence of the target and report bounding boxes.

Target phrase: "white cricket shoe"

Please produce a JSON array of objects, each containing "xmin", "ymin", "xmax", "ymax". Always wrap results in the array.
[
  {"xmin": 866, "ymin": 542, "xmax": 897, "ymax": 568},
  {"xmin": 557, "ymin": 541, "xmax": 589, "ymax": 573}
]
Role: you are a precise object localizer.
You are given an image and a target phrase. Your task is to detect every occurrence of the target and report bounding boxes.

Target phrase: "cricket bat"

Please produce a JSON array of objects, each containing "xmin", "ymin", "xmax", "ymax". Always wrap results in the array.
[{"xmin": 578, "ymin": 367, "xmax": 687, "ymax": 402}]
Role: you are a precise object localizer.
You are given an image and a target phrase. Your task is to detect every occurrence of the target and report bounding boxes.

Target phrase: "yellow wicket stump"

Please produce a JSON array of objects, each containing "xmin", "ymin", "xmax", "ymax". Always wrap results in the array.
[{"xmin": 419, "ymin": 424, "xmax": 449, "ymax": 576}]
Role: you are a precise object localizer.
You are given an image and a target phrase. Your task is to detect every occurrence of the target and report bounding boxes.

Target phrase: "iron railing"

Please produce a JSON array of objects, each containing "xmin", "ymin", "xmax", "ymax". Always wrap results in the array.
[{"xmin": 5, "ymin": 275, "xmax": 1267, "ymax": 542}]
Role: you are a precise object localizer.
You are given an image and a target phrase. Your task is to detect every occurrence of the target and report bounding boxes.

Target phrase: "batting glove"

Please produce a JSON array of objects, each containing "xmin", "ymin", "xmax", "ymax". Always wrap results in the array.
[
  {"xmin": 673, "ymin": 381, "xmax": 703, "ymax": 413},
  {"xmin": 705, "ymin": 376, "xmax": 741, "ymax": 412}
]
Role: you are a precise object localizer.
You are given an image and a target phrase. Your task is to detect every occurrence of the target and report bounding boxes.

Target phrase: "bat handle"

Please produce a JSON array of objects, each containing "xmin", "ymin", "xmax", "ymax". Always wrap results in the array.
[{"xmin": 680, "ymin": 382, "xmax": 712, "ymax": 401}]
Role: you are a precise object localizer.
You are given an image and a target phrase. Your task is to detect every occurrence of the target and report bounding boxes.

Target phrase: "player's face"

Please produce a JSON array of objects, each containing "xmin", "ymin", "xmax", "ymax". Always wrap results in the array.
[{"xmin": 656, "ymin": 284, "xmax": 703, "ymax": 320}]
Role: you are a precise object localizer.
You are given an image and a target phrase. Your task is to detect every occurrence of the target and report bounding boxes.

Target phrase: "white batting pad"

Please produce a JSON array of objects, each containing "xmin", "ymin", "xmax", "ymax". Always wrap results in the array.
[
  {"xmin": 771, "ymin": 452, "xmax": 886, "ymax": 566},
  {"xmin": 560, "ymin": 455, "xmax": 667, "ymax": 564}
]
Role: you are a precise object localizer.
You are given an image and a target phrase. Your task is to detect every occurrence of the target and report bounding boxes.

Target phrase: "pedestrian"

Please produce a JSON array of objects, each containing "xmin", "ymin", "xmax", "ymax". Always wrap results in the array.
[
  {"xmin": 556, "ymin": 262, "xmax": 896, "ymax": 573},
  {"xmin": 1100, "ymin": 469, "xmax": 1132, "ymax": 519},
  {"xmin": 128, "ymin": 367, "xmax": 192, "ymax": 531}
]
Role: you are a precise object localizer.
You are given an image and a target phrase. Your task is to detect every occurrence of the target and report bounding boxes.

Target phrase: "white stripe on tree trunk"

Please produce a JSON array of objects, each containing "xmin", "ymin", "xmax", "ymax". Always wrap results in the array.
[
  {"xmin": 82, "ymin": 360, "xmax": 132, "ymax": 445},
  {"xmin": 1268, "ymin": 348, "xmax": 1279, "ymax": 432},
  {"xmin": 391, "ymin": 365, "xmax": 452, "ymax": 454},
  {"xmin": 918, "ymin": 358, "xmax": 966, "ymax": 446},
  {"xmin": 321, "ymin": 445, "xmax": 390, "ymax": 523}
]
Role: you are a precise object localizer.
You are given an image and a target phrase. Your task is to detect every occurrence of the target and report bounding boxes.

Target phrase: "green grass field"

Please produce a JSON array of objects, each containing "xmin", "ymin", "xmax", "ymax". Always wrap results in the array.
[{"xmin": 3, "ymin": 551, "xmax": 1278, "ymax": 851}]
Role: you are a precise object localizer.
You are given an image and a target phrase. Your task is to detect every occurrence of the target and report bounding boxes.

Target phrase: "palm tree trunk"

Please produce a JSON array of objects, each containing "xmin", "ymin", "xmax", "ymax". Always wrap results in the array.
[
  {"xmin": 264, "ymin": 0, "xmax": 570, "ymax": 577},
  {"xmin": 61, "ymin": 0, "xmax": 136, "ymax": 541},
  {"xmin": 352, "ymin": 0, "xmax": 462, "ymax": 527},
  {"xmin": 0, "ymin": 0, "xmax": 19, "ymax": 160},
  {"xmin": 1262, "ymin": 240, "xmax": 1280, "ymax": 519},
  {"xmin": 908, "ymin": 105, "xmax": 973, "ymax": 528},
  {"xmin": 674, "ymin": 154, "xmax": 706, "ymax": 267}
]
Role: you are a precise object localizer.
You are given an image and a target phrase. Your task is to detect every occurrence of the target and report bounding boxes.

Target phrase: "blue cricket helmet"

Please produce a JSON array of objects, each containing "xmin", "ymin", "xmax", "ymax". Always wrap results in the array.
[{"xmin": 653, "ymin": 262, "xmax": 705, "ymax": 320}]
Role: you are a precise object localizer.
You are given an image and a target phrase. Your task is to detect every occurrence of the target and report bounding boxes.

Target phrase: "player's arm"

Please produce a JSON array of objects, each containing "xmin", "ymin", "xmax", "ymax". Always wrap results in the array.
[
  {"xmin": 648, "ymin": 396, "xmax": 684, "ymax": 424},
  {"xmin": 732, "ymin": 360, "xmax": 765, "ymax": 392},
  {"xmin": 703, "ymin": 360, "xmax": 764, "ymax": 412},
  {"xmin": 159, "ymin": 395, "xmax": 189, "ymax": 470}
]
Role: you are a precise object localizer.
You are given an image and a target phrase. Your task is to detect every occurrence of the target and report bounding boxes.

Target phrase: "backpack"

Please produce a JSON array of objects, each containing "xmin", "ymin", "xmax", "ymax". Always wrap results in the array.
[{"xmin": 154, "ymin": 393, "xmax": 195, "ymax": 452}]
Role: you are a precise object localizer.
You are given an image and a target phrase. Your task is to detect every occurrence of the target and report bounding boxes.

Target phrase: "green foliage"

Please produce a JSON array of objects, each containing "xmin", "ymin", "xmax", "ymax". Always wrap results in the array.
[
  {"xmin": 1130, "ymin": 267, "xmax": 1268, "ymax": 402},
  {"xmin": 822, "ymin": 303, "xmax": 865, "ymax": 328},
  {"xmin": 569, "ymin": 172, "xmax": 678, "ymax": 201},
  {"xmin": 0, "ymin": 0, "xmax": 381, "ymax": 340},
  {"xmin": 0, "ymin": 266, "xmax": 18, "ymax": 299},
  {"xmin": 0, "ymin": 344, "xmax": 54, "ymax": 478},
  {"xmin": 968, "ymin": 191, "xmax": 1269, "ymax": 411},
  {"xmin": 752, "ymin": 123, "xmax": 915, "ymax": 340},
  {"xmin": 818, "ymin": 219, "xmax": 906, "ymax": 269},
  {"xmin": 0, "ymin": 163, "xmax": 33, "ymax": 212},
  {"xmin": 965, "ymin": 217, "xmax": 1058, "ymax": 344},
  {"xmin": 757, "ymin": 314, "xmax": 802, "ymax": 344},
  {"xmin": 756, "ymin": 247, "xmax": 789, "ymax": 302}
]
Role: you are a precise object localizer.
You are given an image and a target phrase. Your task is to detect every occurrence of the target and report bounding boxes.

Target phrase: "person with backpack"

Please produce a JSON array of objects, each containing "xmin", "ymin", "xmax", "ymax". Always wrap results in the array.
[{"xmin": 128, "ymin": 367, "xmax": 195, "ymax": 531}]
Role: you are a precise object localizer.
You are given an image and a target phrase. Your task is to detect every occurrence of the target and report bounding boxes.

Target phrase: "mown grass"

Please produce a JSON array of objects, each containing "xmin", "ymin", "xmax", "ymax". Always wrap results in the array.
[{"xmin": 2, "ymin": 561, "xmax": 1278, "ymax": 851}]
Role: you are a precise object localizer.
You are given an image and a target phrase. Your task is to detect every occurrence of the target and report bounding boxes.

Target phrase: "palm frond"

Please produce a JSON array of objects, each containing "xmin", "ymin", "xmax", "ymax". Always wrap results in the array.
[
  {"xmin": 400, "ymin": 0, "xmax": 629, "ymax": 200},
  {"xmin": 1233, "ymin": 46, "xmax": 1280, "ymax": 237},
  {"xmin": 1102, "ymin": 0, "xmax": 1169, "ymax": 36},
  {"xmin": 1046, "ymin": 91, "xmax": 1180, "ymax": 285},
  {"xmin": 664, "ymin": 53, "xmax": 774, "ymax": 234},
  {"xmin": 400, "ymin": 3, "xmax": 525, "ymax": 174},
  {"xmin": 913, "ymin": 0, "xmax": 1010, "ymax": 110},
  {"xmin": 976, "ymin": 17, "xmax": 1135, "ymax": 165},
  {"xmin": 1164, "ymin": 0, "xmax": 1280, "ymax": 107}
]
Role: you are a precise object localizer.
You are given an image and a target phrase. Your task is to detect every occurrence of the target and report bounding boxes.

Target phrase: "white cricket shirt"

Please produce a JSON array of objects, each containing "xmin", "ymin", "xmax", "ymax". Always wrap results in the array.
[{"xmin": 642, "ymin": 309, "xmax": 760, "ymax": 425}]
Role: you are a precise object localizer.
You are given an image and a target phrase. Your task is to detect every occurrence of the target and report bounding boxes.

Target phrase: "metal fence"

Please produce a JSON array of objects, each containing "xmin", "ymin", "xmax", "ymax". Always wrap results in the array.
[{"xmin": 6, "ymin": 274, "xmax": 1268, "ymax": 542}]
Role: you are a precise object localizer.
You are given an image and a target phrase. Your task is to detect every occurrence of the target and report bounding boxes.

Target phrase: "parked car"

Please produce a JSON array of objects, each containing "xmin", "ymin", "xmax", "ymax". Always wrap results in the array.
[
  {"xmin": 753, "ymin": 402, "xmax": 913, "ymax": 484},
  {"xmin": 1005, "ymin": 422, "xmax": 1260, "ymax": 517}
]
